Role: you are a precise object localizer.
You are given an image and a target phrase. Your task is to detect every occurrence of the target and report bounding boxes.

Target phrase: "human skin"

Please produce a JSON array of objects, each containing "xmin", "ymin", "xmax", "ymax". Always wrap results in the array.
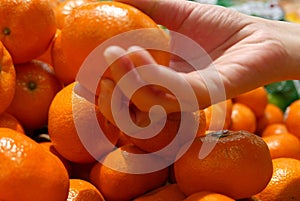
[{"xmin": 98, "ymin": 0, "xmax": 300, "ymax": 124}]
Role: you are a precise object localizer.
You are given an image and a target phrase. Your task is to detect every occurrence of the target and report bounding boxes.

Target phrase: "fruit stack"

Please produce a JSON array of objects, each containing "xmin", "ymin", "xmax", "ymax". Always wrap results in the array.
[{"xmin": 1, "ymin": 0, "xmax": 300, "ymax": 201}]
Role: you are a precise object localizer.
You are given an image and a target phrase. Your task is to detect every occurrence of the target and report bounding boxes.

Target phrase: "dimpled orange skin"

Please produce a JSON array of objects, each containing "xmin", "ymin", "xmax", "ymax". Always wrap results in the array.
[
  {"xmin": 89, "ymin": 144, "xmax": 169, "ymax": 201},
  {"xmin": 0, "ymin": 128, "xmax": 69, "ymax": 201},
  {"xmin": 0, "ymin": 112, "xmax": 25, "ymax": 134},
  {"xmin": 68, "ymin": 179, "xmax": 105, "ymax": 201},
  {"xmin": 61, "ymin": 1, "xmax": 170, "ymax": 83},
  {"xmin": 0, "ymin": 0, "xmax": 57, "ymax": 64},
  {"xmin": 183, "ymin": 191, "xmax": 235, "ymax": 201},
  {"xmin": 256, "ymin": 158, "xmax": 300, "ymax": 201},
  {"xmin": 0, "ymin": 41, "xmax": 15, "ymax": 114},
  {"xmin": 174, "ymin": 130, "xmax": 273, "ymax": 200}
]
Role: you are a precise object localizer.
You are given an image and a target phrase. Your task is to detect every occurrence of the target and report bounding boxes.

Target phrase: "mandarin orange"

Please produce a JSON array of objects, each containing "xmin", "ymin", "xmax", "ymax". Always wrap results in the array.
[
  {"xmin": 89, "ymin": 144, "xmax": 169, "ymax": 201},
  {"xmin": 261, "ymin": 123, "xmax": 289, "ymax": 137},
  {"xmin": 263, "ymin": 132, "xmax": 300, "ymax": 160},
  {"xmin": 54, "ymin": 0, "xmax": 97, "ymax": 29},
  {"xmin": 256, "ymin": 158, "xmax": 300, "ymax": 201},
  {"xmin": 0, "ymin": 41, "xmax": 15, "ymax": 114},
  {"xmin": 0, "ymin": 0, "xmax": 56, "ymax": 63},
  {"xmin": 256, "ymin": 103, "xmax": 284, "ymax": 135},
  {"xmin": 285, "ymin": 99, "xmax": 300, "ymax": 139},
  {"xmin": 174, "ymin": 130, "xmax": 273, "ymax": 199},
  {"xmin": 40, "ymin": 141, "xmax": 73, "ymax": 176},
  {"xmin": 229, "ymin": 103, "xmax": 257, "ymax": 133},
  {"xmin": 60, "ymin": 1, "xmax": 170, "ymax": 85},
  {"xmin": 204, "ymin": 99, "xmax": 232, "ymax": 131},
  {"xmin": 48, "ymin": 82, "xmax": 119, "ymax": 163},
  {"xmin": 0, "ymin": 128, "xmax": 69, "ymax": 201},
  {"xmin": 7, "ymin": 60, "xmax": 62, "ymax": 130},
  {"xmin": 133, "ymin": 184, "xmax": 186, "ymax": 201},
  {"xmin": 0, "ymin": 112, "xmax": 24, "ymax": 134},
  {"xmin": 233, "ymin": 86, "xmax": 268, "ymax": 118},
  {"xmin": 68, "ymin": 179, "xmax": 105, "ymax": 201},
  {"xmin": 183, "ymin": 191, "xmax": 235, "ymax": 201}
]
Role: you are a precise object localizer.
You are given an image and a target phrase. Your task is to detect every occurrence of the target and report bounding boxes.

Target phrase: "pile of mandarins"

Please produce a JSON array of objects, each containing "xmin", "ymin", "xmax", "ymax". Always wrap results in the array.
[{"xmin": 1, "ymin": 0, "xmax": 300, "ymax": 201}]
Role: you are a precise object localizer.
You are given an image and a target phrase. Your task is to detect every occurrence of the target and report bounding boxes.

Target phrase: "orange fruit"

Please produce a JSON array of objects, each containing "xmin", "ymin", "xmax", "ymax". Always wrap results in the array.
[
  {"xmin": 229, "ymin": 103, "xmax": 257, "ymax": 133},
  {"xmin": 68, "ymin": 179, "xmax": 105, "ymax": 201},
  {"xmin": 51, "ymin": 29, "xmax": 74, "ymax": 85},
  {"xmin": 35, "ymin": 28, "xmax": 60, "ymax": 66},
  {"xmin": 89, "ymin": 144, "xmax": 169, "ymax": 201},
  {"xmin": 0, "ymin": 0, "xmax": 56, "ymax": 64},
  {"xmin": 204, "ymin": 99, "xmax": 232, "ymax": 131},
  {"xmin": 54, "ymin": 0, "xmax": 97, "ymax": 29},
  {"xmin": 7, "ymin": 60, "xmax": 62, "ymax": 130},
  {"xmin": 261, "ymin": 123, "xmax": 289, "ymax": 137},
  {"xmin": 233, "ymin": 86, "xmax": 268, "ymax": 118},
  {"xmin": 40, "ymin": 141, "xmax": 73, "ymax": 176},
  {"xmin": 0, "ymin": 41, "xmax": 15, "ymax": 114},
  {"xmin": 174, "ymin": 130, "xmax": 273, "ymax": 199},
  {"xmin": 60, "ymin": 1, "xmax": 170, "ymax": 85},
  {"xmin": 0, "ymin": 128, "xmax": 69, "ymax": 201},
  {"xmin": 0, "ymin": 112, "xmax": 24, "ymax": 134},
  {"xmin": 256, "ymin": 103, "xmax": 284, "ymax": 135},
  {"xmin": 285, "ymin": 99, "xmax": 300, "ymax": 139},
  {"xmin": 48, "ymin": 82, "xmax": 119, "ymax": 163},
  {"xmin": 263, "ymin": 133, "xmax": 300, "ymax": 160},
  {"xmin": 126, "ymin": 111, "xmax": 203, "ymax": 160},
  {"xmin": 183, "ymin": 191, "xmax": 235, "ymax": 201},
  {"xmin": 133, "ymin": 184, "xmax": 186, "ymax": 201},
  {"xmin": 256, "ymin": 158, "xmax": 300, "ymax": 201}
]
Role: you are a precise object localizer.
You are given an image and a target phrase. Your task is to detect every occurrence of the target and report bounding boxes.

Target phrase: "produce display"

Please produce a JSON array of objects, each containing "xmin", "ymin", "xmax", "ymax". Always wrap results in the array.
[{"xmin": 1, "ymin": 0, "xmax": 300, "ymax": 201}]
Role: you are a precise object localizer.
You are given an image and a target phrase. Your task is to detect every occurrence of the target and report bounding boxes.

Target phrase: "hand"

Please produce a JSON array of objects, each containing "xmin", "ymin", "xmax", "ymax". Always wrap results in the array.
[{"xmin": 98, "ymin": 0, "xmax": 300, "ymax": 124}]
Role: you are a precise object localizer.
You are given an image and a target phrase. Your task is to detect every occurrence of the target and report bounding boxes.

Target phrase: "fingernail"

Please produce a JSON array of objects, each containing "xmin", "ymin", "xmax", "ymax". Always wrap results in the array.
[
  {"xmin": 103, "ymin": 46, "xmax": 127, "ymax": 64},
  {"xmin": 127, "ymin": 45, "xmax": 144, "ymax": 53}
]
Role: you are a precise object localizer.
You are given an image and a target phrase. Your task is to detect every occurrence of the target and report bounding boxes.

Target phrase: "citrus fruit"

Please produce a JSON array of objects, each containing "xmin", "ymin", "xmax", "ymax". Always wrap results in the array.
[
  {"xmin": 183, "ymin": 191, "xmax": 235, "ymax": 201},
  {"xmin": 0, "ymin": 128, "xmax": 69, "ymax": 201},
  {"xmin": 68, "ymin": 179, "xmax": 105, "ymax": 201},
  {"xmin": 256, "ymin": 103, "xmax": 284, "ymax": 135},
  {"xmin": 126, "ymin": 111, "xmax": 203, "ymax": 160},
  {"xmin": 229, "ymin": 103, "xmax": 257, "ymax": 133},
  {"xmin": 60, "ymin": 1, "xmax": 170, "ymax": 84},
  {"xmin": 48, "ymin": 82, "xmax": 119, "ymax": 163},
  {"xmin": 263, "ymin": 132, "xmax": 300, "ymax": 160},
  {"xmin": 256, "ymin": 157, "xmax": 300, "ymax": 201},
  {"xmin": 0, "ymin": 112, "xmax": 24, "ymax": 134},
  {"xmin": 54, "ymin": 0, "xmax": 97, "ymax": 29},
  {"xmin": 35, "ymin": 28, "xmax": 61, "ymax": 66},
  {"xmin": 233, "ymin": 86, "xmax": 268, "ymax": 118},
  {"xmin": 261, "ymin": 123, "xmax": 289, "ymax": 137},
  {"xmin": 0, "ymin": 41, "xmax": 15, "ymax": 114},
  {"xmin": 40, "ymin": 141, "xmax": 73, "ymax": 176},
  {"xmin": 89, "ymin": 144, "xmax": 169, "ymax": 201},
  {"xmin": 0, "ymin": 0, "xmax": 56, "ymax": 63},
  {"xmin": 7, "ymin": 60, "xmax": 62, "ymax": 130},
  {"xmin": 133, "ymin": 184, "xmax": 186, "ymax": 201},
  {"xmin": 204, "ymin": 99, "xmax": 232, "ymax": 131},
  {"xmin": 285, "ymin": 99, "xmax": 300, "ymax": 139},
  {"xmin": 174, "ymin": 130, "xmax": 273, "ymax": 199}
]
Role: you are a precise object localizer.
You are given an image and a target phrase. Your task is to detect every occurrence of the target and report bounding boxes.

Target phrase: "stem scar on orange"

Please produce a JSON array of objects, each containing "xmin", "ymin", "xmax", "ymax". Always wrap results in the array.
[
  {"xmin": 0, "ymin": 0, "xmax": 57, "ymax": 64},
  {"xmin": 7, "ymin": 60, "xmax": 63, "ymax": 130},
  {"xmin": 174, "ymin": 130, "xmax": 273, "ymax": 200}
]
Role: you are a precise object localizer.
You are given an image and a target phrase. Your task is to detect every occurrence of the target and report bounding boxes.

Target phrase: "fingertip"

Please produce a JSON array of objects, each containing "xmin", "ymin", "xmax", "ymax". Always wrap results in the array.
[{"xmin": 103, "ymin": 46, "xmax": 127, "ymax": 64}]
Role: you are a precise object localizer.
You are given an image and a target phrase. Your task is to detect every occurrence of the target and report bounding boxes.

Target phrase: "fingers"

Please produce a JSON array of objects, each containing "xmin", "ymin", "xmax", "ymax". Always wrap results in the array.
[{"xmin": 104, "ymin": 46, "xmax": 181, "ymax": 113}]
